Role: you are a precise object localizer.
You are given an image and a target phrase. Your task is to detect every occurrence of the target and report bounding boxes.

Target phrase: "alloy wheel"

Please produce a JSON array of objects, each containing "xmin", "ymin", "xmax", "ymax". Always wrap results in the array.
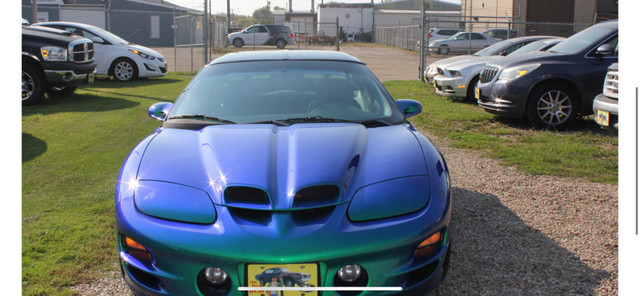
[
  {"xmin": 22, "ymin": 70, "xmax": 35, "ymax": 101},
  {"xmin": 115, "ymin": 61, "xmax": 134, "ymax": 81},
  {"xmin": 536, "ymin": 90, "xmax": 572, "ymax": 126}
]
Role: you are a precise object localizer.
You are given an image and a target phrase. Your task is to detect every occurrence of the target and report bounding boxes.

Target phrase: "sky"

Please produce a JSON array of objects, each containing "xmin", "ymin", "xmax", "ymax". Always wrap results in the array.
[{"xmin": 167, "ymin": 0, "xmax": 461, "ymax": 17}]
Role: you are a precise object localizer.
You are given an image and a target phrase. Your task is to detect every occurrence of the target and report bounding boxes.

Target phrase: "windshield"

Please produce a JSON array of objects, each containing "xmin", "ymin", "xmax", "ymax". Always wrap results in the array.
[
  {"xmin": 511, "ymin": 39, "xmax": 553, "ymax": 54},
  {"xmin": 473, "ymin": 40, "xmax": 511, "ymax": 56},
  {"xmin": 546, "ymin": 26, "xmax": 615, "ymax": 55},
  {"xmin": 92, "ymin": 26, "xmax": 129, "ymax": 45},
  {"xmin": 168, "ymin": 60, "xmax": 404, "ymax": 125}
]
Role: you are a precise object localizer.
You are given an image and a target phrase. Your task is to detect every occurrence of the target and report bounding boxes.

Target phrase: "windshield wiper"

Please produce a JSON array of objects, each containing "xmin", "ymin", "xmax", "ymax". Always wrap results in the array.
[
  {"xmin": 167, "ymin": 114, "xmax": 236, "ymax": 124},
  {"xmin": 249, "ymin": 116, "xmax": 391, "ymax": 127}
]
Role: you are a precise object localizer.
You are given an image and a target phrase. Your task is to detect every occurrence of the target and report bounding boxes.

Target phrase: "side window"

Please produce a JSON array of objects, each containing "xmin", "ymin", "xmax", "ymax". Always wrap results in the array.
[
  {"xmin": 471, "ymin": 33, "xmax": 485, "ymax": 40},
  {"xmin": 258, "ymin": 26, "xmax": 268, "ymax": 33},
  {"xmin": 504, "ymin": 42, "xmax": 527, "ymax": 54},
  {"xmin": 79, "ymin": 29, "xmax": 100, "ymax": 41},
  {"xmin": 245, "ymin": 26, "xmax": 255, "ymax": 33},
  {"xmin": 455, "ymin": 33, "xmax": 468, "ymax": 40}
]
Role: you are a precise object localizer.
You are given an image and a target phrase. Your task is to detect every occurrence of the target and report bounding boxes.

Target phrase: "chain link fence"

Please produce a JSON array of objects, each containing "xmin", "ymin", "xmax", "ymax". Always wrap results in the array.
[
  {"xmin": 375, "ymin": 16, "xmax": 592, "ymax": 52},
  {"xmin": 23, "ymin": 5, "xmax": 227, "ymax": 73}
]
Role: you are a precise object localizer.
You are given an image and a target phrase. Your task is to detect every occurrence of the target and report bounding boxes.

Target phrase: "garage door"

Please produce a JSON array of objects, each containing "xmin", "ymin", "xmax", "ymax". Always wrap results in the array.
[{"xmin": 60, "ymin": 6, "xmax": 105, "ymax": 29}]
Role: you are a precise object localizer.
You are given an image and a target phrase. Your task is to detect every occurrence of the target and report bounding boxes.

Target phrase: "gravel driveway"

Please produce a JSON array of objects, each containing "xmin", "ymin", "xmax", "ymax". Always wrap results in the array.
[{"xmin": 73, "ymin": 45, "xmax": 617, "ymax": 295}]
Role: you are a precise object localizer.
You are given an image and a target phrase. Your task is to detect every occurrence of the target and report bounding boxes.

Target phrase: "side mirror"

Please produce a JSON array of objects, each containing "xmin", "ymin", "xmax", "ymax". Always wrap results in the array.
[
  {"xmin": 148, "ymin": 102, "xmax": 173, "ymax": 121},
  {"xmin": 595, "ymin": 44, "xmax": 615, "ymax": 56},
  {"xmin": 396, "ymin": 99, "xmax": 422, "ymax": 118},
  {"xmin": 92, "ymin": 36, "xmax": 105, "ymax": 44}
]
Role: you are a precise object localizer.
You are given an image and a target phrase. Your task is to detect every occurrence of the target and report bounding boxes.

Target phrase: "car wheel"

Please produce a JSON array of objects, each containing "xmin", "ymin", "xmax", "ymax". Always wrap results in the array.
[
  {"xmin": 233, "ymin": 38, "xmax": 244, "ymax": 48},
  {"xmin": 438, "ymin": 45, "xmax": 450, "ymax": 55},
  {"xmin": 47, "ymin": 86, "xmax": 78, "ymax": 97},
  {"xmin": 110, "ymin": 58, "xmax": 138, "ymax": 82},
  {"xmin": 465, "ymin": 76, "xmax": 479, "ymax": 101},
  {"xmin": 275, "ymin": 38, "xmax": 286, "ymax": 49},
  {"xmin": 526, "ymin": 82, "xmax": 577, "ymax": 129},
  {"xmin": 22, "ymin": 62, "xmax": 46, "ymax": 106}
]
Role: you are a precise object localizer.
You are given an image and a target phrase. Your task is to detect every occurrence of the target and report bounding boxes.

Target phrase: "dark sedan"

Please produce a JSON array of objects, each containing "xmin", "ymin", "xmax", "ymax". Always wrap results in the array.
[{"xmin": 475, "ymin": 20, "xmax": 618, "ymax": 129}]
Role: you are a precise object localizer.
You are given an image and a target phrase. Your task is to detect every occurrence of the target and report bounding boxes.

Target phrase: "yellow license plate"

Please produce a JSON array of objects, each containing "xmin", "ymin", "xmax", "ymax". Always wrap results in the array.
[
  {"xmin": 87, "ymin": 73, "xmax": 95, "ymax": 84},
  {"xmin": 433, "ymin": 79, "xmax": 436, "ymax": 88},
  {"xmin": 246, "ymin": 263, "xmax": 319, "ymax": 296},
  {"xmin": 474, "ymin": 88, "xmax": 480, "ymax": 100},
  {"xmin": 596, "ymin": 110, "xmax": 610, "ymax": 126}
]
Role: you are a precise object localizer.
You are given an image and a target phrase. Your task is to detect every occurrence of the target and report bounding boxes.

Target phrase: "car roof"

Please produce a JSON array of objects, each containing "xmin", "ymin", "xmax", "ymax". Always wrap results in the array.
[
  {"xmin": 34, "ymin": 21, "xmax": 97, "ymax": 30},
  {"xmin": 209, "ymin": 50, "xmax": 365, "ymax": 65}
]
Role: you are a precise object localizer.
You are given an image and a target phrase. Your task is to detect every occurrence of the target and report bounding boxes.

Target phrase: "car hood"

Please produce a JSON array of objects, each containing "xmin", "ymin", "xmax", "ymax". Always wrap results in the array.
[
  {"xmin": 485, "ymin": 50, "xmax": 567, "ymax": 68},
  {"xmin": 136, "ymin": 123, "xmax": 428, "ymax": 209},
  {"xmin": 427, "ymin": 55, "xmax": 476, "ymax": 68},
  {"xmin": 443, "ymin": 55, "xmax": 503, "ymax": 70}
]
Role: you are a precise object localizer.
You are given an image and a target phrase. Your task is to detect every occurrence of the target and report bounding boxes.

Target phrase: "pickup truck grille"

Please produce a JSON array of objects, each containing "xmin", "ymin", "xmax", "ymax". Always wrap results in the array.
[
  {"xmin": 69, "ymin": 40, "xmax": 94, "ymax": 63},
  {"xmin": 602, "ymin": 70, "xmax": 618, "ymax": 99},
  {"xmin": 479, "ymin": 65, "xmax": 500, "ymax": 83}
]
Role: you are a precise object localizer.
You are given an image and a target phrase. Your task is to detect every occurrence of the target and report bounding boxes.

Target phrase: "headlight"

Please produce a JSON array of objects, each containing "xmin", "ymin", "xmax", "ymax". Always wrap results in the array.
[
  {"xmin": 448, "ymin": 70, "xmax": 462, "ymax": 77},
  {"xmin": 134, "ymin": 180, "xmax": 216, "ymax": 224},
  {"xmin": 348, "ymin": 176, "xmax": 430, "ymax": 221},
  {"xmin": 498, "ymin": 64, "xmax": 540, "ymax": 81},
  {"xmin": 129, "ymin": 49, "xmax": 156, "ymax": 60},
  {"xmin": 40, "ymin": 46, "xmax": 68, "ymax": 61}
]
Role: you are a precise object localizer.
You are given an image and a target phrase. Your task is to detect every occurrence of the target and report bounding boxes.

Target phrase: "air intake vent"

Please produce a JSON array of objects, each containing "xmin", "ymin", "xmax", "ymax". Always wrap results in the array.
[
  {"xmin": 479, "ymin": 65, "xmax": 500, "ymax": 83},
  {"xmin": 292, "ymin": 185, "xmax": 340, "ymax": 209},
  {"xmin": 224, "ymin": 186, "xmax": 270, "ymax": 209}
]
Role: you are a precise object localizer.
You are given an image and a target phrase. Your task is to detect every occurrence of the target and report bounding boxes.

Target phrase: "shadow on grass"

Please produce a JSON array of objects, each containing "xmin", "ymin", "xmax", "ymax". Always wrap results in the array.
[
  {"xmin": 490, "ymin": 115, "xmax": 616, "ymax": 137},
  {"xmin": 429, "ymin": 187, "xmax": 610, "ymax": 295},
  {"xmin": 91, "ymin": 77, "xmax": 184, "ymax": 88},
  {"xmin": 22, "ymin": 133, "xmax": 47, "ymax": 163},
  {"xmin": 21, "ymin": 93, "xmax": 140, "ymax": 116}
]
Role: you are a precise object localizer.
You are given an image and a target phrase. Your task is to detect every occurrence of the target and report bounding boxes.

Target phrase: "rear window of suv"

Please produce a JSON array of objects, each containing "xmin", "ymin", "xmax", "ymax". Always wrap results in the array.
[{"xmin": 547, "ymin": 26, "xmax": 616, "ymax": 55}]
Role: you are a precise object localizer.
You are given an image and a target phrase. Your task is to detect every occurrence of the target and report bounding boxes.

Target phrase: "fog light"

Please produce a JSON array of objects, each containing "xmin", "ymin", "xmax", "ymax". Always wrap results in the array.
[
  {"xmin": 414, "ymin": 231, "xmax": 444, "ymax": 258},
  {"xmin": 203, "ymin": 267, "xmax": 229, "ymax": 286},
  {"xmin": 337, "ymin": 265, "xmax": 362, "ymax": 283}
]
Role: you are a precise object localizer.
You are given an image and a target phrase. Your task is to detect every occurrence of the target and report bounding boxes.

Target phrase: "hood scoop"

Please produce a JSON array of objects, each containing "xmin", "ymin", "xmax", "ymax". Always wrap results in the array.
[
  {"xmin": 224, "ymin": 186, "xmax": 271, "ymax": 210},
  {"xmin": 292, "ymin": 185, "xmax": 340, "ymax": 209}
]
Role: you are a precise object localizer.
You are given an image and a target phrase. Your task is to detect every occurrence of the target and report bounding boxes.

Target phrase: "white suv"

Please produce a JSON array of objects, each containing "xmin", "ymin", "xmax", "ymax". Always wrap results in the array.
[
  {"xmin": 228, "ymin": 24, "xmax": 296, "ymax": 49},
  {"xmin": 35, "ymin": 22, "xmax": 168, "ymax": 82}
]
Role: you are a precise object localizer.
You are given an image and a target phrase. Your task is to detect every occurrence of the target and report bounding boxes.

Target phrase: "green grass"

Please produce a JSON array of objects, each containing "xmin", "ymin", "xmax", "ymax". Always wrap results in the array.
[
  {"xmin": 22, "ymin": 75, "xmax": 617, "ymax": 295},
  {"xmin": 384, "ymin": 80, "xmax": 618, "ymax": 184},
  {"xmin": 22, "ymin": 73, "xmax": 193, "ymax": 295}
]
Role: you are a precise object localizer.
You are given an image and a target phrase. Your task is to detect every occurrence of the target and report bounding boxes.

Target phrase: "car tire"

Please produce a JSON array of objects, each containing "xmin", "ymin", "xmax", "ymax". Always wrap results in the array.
[
  {"xmin": 526, "ymin": 82, "xmax": 577, "ymax": 129},
  {"xmin": 22, "ymin": 62, "xmax": 46, "ymax": 106},
  {"xmin": 233, "ymin": 38, "xmax": 244, "ymax": 48},
  {"xmin": 47, "ymin": 86, "xmax": 78, "ymax": 97},
  {"xmin": 465, "ymin": 76, "xmax": 479, "ymax": 101},
  {"xmin": 438, "ymin": 45, "xmax": 450, "ymax": 55},
  {"xmin": 110, "ymin": 58, "xmax": 138, "ymax": 82},
  {"xmin": 275, "ymin": 38, "xmax": 286, "ymax": 49}
]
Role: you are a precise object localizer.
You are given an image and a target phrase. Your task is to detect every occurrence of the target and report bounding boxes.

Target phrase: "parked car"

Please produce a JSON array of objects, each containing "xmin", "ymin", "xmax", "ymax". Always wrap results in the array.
[
  {"xmin": 423, "ymin": 36, "xmax": 564, "ymax": 83},
  {"xmin": 115, "ymin": 50, "xmax": 451, "ymax": 296},
  {"xmin": 254, "ymin": 267, "xmax": 311, "ymax": 287},
  {"xmin": 22, "ymin": 25, "xmax": 96, "ymax": 105},
  {"xmin": 346, "ymin": 33, "xmax": 355, "ymax": 42},
  {"xmin": 227, "ymin": 24, "xmax": 296, "ymax": 49},
  {"xmin": 433, "ymin": 36, "xmax": 562, "ymax": 100},
  {"xmin": 429, "ymin": 32, "xmax": 500, "ymax": 55},
  {"xmin": 34, "ymin": 22, "xmax": 168, "ymax": 82},
  {"xmin": 481, "ymin": 28, "xmax": 519, "ymax": 40},
  {"xmin": 593, "ymin": 63, "xmax": 618, "ymax": 131},
  {"xmin": 416, "ymin": 28, "xmax": 465, "ymax": 50},
  {"xmin": 507, "ymin": 37, "xmax": 566, "ymax": 55},
  {"xmin": 475, "ymin": 20, "xmax": 618, "ymax": 129}
]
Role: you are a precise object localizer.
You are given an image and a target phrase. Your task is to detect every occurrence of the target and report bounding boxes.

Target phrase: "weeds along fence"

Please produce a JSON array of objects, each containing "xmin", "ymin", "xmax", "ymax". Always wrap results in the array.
[{"xmin": 22, "ymin": 5, "xmax": 228, "ymax": 73}]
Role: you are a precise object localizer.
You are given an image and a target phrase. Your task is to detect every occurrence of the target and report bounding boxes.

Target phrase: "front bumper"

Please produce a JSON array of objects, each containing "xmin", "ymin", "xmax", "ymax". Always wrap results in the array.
[
  {"xmin": 476, "ymin": 78, "xmax": 530, "ymax": 118},
  {"xmin": 592, "ymin": 93, "xmax": 618, "ymax": 130},
  {"xmin": 116, "ymin": 191, "xmax": 451, "ymax": 296},
  {"xmin": 42, "ymin": 60, "xmax": 96, "ymax": 86},
  {"xmin": 425, "ymin": 66, "xmax": 438, "ymax": 84},
  {"xmin": 434, "ymin": 76, "xmax": 467, "ymax": 98},
  {"xmin": 138, "ymin": 59, "xmax": 168, "ymax": 78}
]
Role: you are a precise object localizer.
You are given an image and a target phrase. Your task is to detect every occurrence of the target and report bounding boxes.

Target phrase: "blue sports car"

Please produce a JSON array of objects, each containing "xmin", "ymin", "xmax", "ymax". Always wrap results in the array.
[{"xmin": 115, "ymin": 50, "xmax": 452, "ymax": 296}]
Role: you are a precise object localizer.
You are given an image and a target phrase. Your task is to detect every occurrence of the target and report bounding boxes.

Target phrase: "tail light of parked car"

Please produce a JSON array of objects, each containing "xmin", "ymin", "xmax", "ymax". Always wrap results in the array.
[{"xmin": 290, "ymin": 33, "xmax": 294, "ymax": 38}]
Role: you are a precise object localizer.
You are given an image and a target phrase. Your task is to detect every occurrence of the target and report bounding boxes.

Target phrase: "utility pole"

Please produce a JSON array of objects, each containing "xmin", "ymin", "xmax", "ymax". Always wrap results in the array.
[
  {"xmin": 227, "ymin": 0, "xmax": 230, "ymax": 36},
  {"xmin": 32, "ymin": 0, "xmax": 37, "ymax": 24},
  {"xmin": 204, "ymin": 0, "xmax": 208, "ymax": 64},
  {"xmin": 419, "ymin": 0, "xmax": 425, "ymax": 81}
]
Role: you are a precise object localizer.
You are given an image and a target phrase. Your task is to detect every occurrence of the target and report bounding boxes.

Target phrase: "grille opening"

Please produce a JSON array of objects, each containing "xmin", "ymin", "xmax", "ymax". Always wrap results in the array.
[
  {"xmin": 405, "ymin": 259, "xmax": 440, "ymax": 287},
  {"xmin": 125, "ymin": 263, "xmax": 162, "ymax": 291},
  {"xmin": 224, "ymin": 186, "xmax": 270, "ymax": 207},
  {"xmin": 293, "ymin": 185, "xmax": 340, "ymax": 208},
  {"xmin": 291, "ymin": 206, "xmax": 335, "ymax": 226},
  {"xmin": 228, "ymin": 207, "xmax": 272, "ymax": 225}
]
